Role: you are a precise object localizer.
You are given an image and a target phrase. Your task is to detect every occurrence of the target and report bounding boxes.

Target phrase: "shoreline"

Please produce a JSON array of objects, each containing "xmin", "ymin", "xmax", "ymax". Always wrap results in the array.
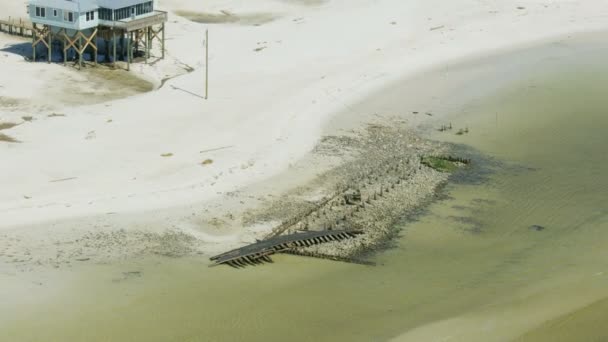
[{"xmin": 2, "ymin": 29, "xmax": 608, "ymax": 271}]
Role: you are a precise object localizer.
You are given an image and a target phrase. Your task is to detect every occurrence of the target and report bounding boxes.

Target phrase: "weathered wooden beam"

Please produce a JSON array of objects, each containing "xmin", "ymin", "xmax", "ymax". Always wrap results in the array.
[
  {"xmin": 161, "ymin": 22, "xmax": 165, "ymax": 59},
  {"xmin": 78, "ymin": 34, "xmax": 82, "ymax": 69},
  {"xmin": 47, "ymin": 26, "xmax": 51, "ymax": 63},
  {"xmin": 127, "ymin": 31, "xmax": 132, "ymax": 71},
  {"xmin": 112, "ymin": 30, "xmax": 117, "ymax": 67},
  {"xmin": 32, "ymin": 27, "xmax": 36, "ymax": 61},
  {"xmin": 210, "ymin": 230, "xmax": 363, "ymax": 267},
  {"xmin": 145, "ymin": 26, "xmax": 150, "ymax": 62},
  {"xmin": 62, "ymin": 29, "xmax": 67, "ymax": 65},
  {"xmin": 282, "ymin": 249, "xmax": 376, "ymax": 266}
]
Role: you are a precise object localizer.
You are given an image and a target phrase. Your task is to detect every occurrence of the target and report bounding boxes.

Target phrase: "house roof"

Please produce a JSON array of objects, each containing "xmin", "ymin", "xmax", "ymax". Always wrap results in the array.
[
  {"xmin": 29, "ymin": 0, "xmax": 151, "ymax": 11},
  {"xmin": 29, "ymin": 0, "xmax": 98, "ymax": 12}
]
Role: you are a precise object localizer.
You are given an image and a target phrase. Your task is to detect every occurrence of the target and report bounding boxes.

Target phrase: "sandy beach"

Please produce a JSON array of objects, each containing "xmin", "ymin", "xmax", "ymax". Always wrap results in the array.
[
  {"xmin": 1, "ymin": 0, "xmax": 606, "ymax": 229},
  {"xmin": 1, "ymin": 0, "xmax": 608, "ymax": 341}
]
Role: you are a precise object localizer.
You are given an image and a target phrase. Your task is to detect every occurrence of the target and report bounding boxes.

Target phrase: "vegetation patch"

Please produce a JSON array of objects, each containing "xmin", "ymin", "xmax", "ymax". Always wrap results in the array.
[
  {"xmin": 0, "ymin": 122, "xmax": 18, "ymax": 130},
  {"xmin": 421, "ymin": 155, "xmax": 470, "ymax": 172},
  {"xmin": 455, "ymin": 127, "xmax": 470, "ymax": 135},
  {"xmin": 0, "ymin": 133, "xmax": 19, "ymax": 143}
]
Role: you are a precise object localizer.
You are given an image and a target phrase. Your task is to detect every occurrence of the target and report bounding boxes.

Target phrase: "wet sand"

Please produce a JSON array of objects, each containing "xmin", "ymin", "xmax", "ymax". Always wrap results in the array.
[{"xmin": 518, "ymin": 297, "xmax": 608, "ymax": 341}]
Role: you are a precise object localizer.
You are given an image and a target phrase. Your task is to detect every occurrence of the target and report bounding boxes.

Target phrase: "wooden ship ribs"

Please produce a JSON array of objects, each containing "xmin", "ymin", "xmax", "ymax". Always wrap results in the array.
[
  {"xmin": 210, "ymin": 151, "xmax": 471, "ymax": 268},
  {"xmin": 210, "ymin": 230, "xmax": 363, "ymax": 268}
]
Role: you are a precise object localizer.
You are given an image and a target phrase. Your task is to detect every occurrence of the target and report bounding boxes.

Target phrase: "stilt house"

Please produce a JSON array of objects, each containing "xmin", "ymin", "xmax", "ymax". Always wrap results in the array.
[{"xmin": 27, "ymin": 0, "xmax": 167, "ymax": 69}]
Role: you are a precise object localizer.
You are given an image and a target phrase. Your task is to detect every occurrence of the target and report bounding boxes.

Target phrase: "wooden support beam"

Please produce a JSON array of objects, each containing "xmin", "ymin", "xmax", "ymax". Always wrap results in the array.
[
  {"xmin": 104, "ymin": 38, "xmax": 109, "ymax": 63},
  {"xmin": 77, "ymin": 29, "xmax": 98, "ymax": 56},
  {"xmin": 134, "ymin": 30, "xmax": 139, "ymax": 55},
  {"xmin": 78, "ymin": 34, "xmax": 82, "ymax": 69},
  {"xmin": 32, "ymin": 28, "xmax": 35, "ymax": 61},
  {"xmin": 64, "ymin": 29, "xmax": 98, "ymax": 69},
  {"xmin": 48, "ymin": 28, "xmax": 52, "ymax": 63},
  {"xmin": 147, "ymin": 23, "xmax": 166, "ymax": 60},
  {"xmin": 144, "ymin": 28, "xmax": 148, "ymax": 63},
  {"xmin": 61, "ymin": 29, "xmax": 67, "ymax": 65},
  {"xmin": 145, "ymin": 26, "xmax": 150, "ymax": 62},
  {"xmin": 93, "ymin": 38, "xmax": 98, "ymax": 66},
  {"xmin": 62, "ymin": 30, "xmax": 79, "ymax": 66},
  {"xmin": 32, "ymin": 25, "xmax": 50, "ymax": 50},
  {"xmin": 127, "ymin": 31, "xmax": 132, "ymax": 71},
  {"xmin": 31, "ymin": 24, "xmax": 50, "ymax": 62},
  {"xmin": 112, "ymin": 30, "xmax": 117, "ymax": 67}
]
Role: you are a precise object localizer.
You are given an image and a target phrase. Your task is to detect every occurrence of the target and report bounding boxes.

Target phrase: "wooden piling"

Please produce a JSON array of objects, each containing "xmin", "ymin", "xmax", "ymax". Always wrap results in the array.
[
  {"xmin": 78, "ymin": 33, "xmax": 83, "ymax": 69},
  {"xmin": 161, "ymin": 22, "xmax": 165, "ymax": 59},
  {"xmin": 127, "ymin": 31, "xmax": 131, "ymax": 71},
  {"xmin": 112, "ymin": 30, "xmax": 117, "ymax": 67},
  {"xmin": 93, "ymin": 34, "xmax": 98, "ymax": 66},
  {"xmin": 32, "ymin": 29, "xmax": 36, "ymax": 61},
  {"xmin": 48, "ymin": 28, "xmax": 52, "ymax": 63},
  {"xmin": 145, "ymin": 26, "xmax": 150, "ymax": 62},
  {"xmin": 63, "ymin": 31, "xmax": 67, "ymax": 65}
]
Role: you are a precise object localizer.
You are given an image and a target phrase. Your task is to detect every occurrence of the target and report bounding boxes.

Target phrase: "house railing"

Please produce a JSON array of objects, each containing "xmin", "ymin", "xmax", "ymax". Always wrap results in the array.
[
  {"xmin": 0, "ymin": 17, "xmax": 34, "ymax": 36},
  {"xmin": 113, "ymin": 10, "xmax": 168, "ymax": 31}
]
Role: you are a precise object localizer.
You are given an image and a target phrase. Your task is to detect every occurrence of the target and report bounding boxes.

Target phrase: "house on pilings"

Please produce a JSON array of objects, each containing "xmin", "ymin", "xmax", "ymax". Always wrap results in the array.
[{"xmin": 27, "ymin": 0, "xmax": 167, "ymax": 70}]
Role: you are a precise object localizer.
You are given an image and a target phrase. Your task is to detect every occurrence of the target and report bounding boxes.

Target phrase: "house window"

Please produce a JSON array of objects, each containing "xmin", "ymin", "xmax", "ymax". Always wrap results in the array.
[
  {"xmin": 53, "ymin": 9, "xmax": 57, "ymax": 17},
  {"xmin": 35, "ymin": 6, "xmax": 46, "ymax": 17},
  {"xmin": 98, "ymin": 8, "xmax": 112, "ymax": 20},
  {"xmin": 114, "ymin": 4, "xmax": 151, "ymax": 21},
  {"xmin": 86, "ymin": 11, "xmax": 95, "ymax": 21},
  {"xmin": 91, "ymin": 11, "xmax": 95, "ymax": 20},
  {"xmin": 86, "ymin": 12, "xmax": 89, "ymax": 21},
  {"xmin": 64, "ymin": 11, "xmax": 74, "ymax": 22}
]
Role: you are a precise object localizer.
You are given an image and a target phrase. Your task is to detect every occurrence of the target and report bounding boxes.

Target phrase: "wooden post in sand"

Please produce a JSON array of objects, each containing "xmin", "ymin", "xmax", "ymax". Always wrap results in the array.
[{"xmin": 205, "ymin": 29, "xmax": 209, "ymax": 100}]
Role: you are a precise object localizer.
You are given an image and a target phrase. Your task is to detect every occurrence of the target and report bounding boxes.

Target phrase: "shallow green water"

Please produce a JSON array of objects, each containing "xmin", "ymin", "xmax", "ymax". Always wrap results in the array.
[{"xmin": 3, "ymin": 35, "xmax": 608, "ymax": 341}]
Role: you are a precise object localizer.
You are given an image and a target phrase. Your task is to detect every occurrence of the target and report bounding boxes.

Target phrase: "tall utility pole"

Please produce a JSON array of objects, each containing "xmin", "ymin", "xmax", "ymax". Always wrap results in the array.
[{"xmin": 205, "ymin": 29, "xmax": 209, "ymax": 100}]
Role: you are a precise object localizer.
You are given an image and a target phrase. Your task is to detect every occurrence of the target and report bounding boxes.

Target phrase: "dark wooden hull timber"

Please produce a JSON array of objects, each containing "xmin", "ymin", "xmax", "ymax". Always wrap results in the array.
[
  {"xmin": 210, "ymin": 230, "xmax": 363, "ymax": 267},
  {"xmin": 282, "ymin": 249, "xmax": 376, "ymax": 266}
]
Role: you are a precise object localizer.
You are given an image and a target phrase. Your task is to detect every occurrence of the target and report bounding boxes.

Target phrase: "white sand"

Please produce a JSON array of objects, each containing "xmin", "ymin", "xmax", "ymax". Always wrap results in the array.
[{"xmin": 1, "ymin": 0, "xmax": 607, "ymax": 240}]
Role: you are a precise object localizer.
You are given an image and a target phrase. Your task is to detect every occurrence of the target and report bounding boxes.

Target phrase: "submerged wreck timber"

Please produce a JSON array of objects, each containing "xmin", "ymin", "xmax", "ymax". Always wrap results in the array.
[
  {"xmin": 213, "ymin": 124, "xmax": 472, "ymax": 268},
  {"xmin": 210, "ymin": 230, "xmax": 364, "ymax": 267}
]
